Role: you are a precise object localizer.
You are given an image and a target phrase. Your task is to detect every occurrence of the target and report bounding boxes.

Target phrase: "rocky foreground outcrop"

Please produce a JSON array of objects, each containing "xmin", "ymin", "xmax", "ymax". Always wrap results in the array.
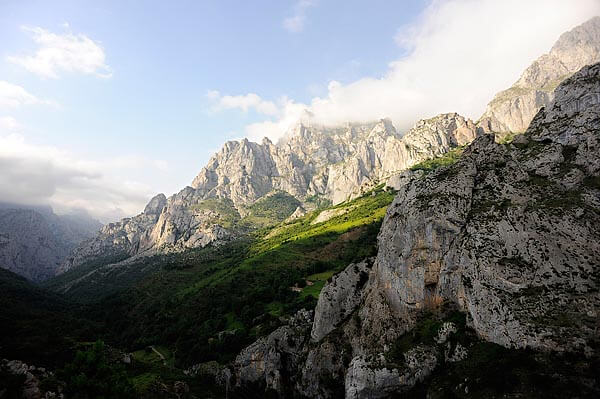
[
  {"xmin": 228, "ymin": 63, "xmax": 600, "ymax": 398},
  {"xmin": 60, "ymin": 113, "xmax": 478, "ymax": 273},
  {"xmin": 479, "ymin": 16, "xmax": 600, "ymax": 137},
  {"xmin": 0, "ymin": 359, "xmax": 60, "ymax": 399}
]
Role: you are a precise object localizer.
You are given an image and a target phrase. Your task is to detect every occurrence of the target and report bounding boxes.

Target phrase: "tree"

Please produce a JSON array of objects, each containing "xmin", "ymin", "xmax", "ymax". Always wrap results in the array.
[{"xmin": 59, "ymin": 340, "xmax": 135, "ymax": 398}]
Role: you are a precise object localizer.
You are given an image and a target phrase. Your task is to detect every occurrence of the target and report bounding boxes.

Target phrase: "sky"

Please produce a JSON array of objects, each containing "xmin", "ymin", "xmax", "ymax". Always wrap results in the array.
[{"xmin": 0, "ymin": 0, "xmax": 599, "ymax": 222}]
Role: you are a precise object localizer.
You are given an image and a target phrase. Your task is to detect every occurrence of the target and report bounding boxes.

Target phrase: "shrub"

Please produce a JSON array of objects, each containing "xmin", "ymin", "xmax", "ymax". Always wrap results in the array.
[{"xmin": 58, "ymin": 340, "xmax": 135, "ymax": 398}]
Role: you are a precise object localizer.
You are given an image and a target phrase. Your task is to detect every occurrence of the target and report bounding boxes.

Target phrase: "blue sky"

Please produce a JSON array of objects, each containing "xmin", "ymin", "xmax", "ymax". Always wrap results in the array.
[
  {"xmin": 0, "ymin": 0, "xmax": 598, "ymax": 221},
  {"xmin": 0, "ymin": 0, "xmax": 423, "ymax": 166}
]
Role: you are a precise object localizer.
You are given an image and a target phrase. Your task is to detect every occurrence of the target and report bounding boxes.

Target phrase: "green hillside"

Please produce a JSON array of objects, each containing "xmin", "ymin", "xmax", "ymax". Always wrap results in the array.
[
  {"xmin": 0, "ymin": 268, "xmax": 98, "ymax": 367},
  {"xmin": 93, "ymin": 187, "xmax": 395, "ymax": 367}
]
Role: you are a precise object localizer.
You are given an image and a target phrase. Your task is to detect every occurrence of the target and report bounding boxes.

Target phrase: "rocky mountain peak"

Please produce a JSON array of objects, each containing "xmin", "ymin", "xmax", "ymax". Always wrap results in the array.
[
  {"xmin": 261, "ymin": 136, "xmax": 273, "ymax": 146},
  {"xmin": 143, "ymin": 193, "xmax": 167, "ymax": 215},
  {"xmin": 549, "ymin": 16, "xmax": 600, "ymax": 73},
  {"xmin": 479, "ymin": 16, "xmax": 600, "ymax": 135},
  {"xmin": 370, "ymin": 118, "xmax": 396, "ymax": 134}
]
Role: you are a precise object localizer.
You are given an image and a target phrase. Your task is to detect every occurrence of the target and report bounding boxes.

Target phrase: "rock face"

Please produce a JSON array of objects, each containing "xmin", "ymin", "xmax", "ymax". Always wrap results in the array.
[
  {"xmin": 61, "ymin": 113, "xmax": 478, "ymax": 273},
  {"xmin": 231, "ymin": 309, "xmax": 314, "ymax": 397},
  {"xmin": 479, "ymin": 16, "xmax": 600, "ymax": 136},
  {"xmin": 192, "ymin": 114, "xmax": 478, "ymax": 208},
  {"xmin": 230, "ymin": 63, "xmax": 600, "ymax": 398},
  {"xmin": 0, "ymin": 204, "xmax": 101, "ymax": 281},
  {"xmin": 58, "ymin": 191, "xmax": 230, "ymax": 273},
  {"xmin": 373, "ymin": 62, "xmax": 600, "ymax": 352},
  {"xmin": 311, "ymin": 259, "xmax": 372, "ymax": 342}
]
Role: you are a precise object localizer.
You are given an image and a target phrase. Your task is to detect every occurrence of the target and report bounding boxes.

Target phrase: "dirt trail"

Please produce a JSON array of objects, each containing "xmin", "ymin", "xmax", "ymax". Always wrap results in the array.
[{"xmin": 150, "ymin": 346, "xmax": 167, "ymax": 366}]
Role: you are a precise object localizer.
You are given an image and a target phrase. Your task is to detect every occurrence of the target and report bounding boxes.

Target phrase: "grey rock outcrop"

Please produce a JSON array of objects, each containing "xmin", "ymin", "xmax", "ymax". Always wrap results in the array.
[
  {"xmin": 0, "ymin": 359, "xmax": 59, "ymax": 399},
  {"xmin": 370, "ymin": 62, "xmax": 600, "ymax": 353},
  {"xmin": 344, "ymin": 346, "xmax": 438, "ymax": 399},
  {"xmin": 231, "ymin": 309, "xmax": 314, "ymax": 396},
  {"xmin": 311, "ymin": 259, "xmax": 372, "ymax": 342},
  {"xmin": 479, "ymin": 16, "xmax": 600, "ymax": 136},
  {"xmin": 0, "ymin": 204, "xmax": 101, "ymax": 281},
  {"xmin": 230, "ymin": 62, "xmax": 600, "ymax": 398}
]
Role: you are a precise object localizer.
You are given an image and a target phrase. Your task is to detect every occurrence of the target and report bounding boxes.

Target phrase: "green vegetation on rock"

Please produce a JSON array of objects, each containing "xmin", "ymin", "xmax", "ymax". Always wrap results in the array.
[
  {"xmin": 410, "ymin": 146, "xmax": 465, "ymax": 173},
  {"xmin": 240, "ymin": 191, "xmax": 301, "ymax": 228}
]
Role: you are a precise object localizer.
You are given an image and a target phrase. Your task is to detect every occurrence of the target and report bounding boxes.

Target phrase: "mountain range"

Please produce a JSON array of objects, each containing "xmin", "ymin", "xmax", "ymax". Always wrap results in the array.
[
  {"xmin": 54, "ymin": 16, "xmax": 600, "ymax": 280},
  {"xmin": 228, "ymin": 61, "xmax": 600, "ymax": 397}
]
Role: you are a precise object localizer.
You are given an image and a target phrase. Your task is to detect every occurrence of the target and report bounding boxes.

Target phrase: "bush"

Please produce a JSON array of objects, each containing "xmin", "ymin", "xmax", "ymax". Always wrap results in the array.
[{"xmin": 59, "ymin": 340, "xmax": 135, "ymax": 398}]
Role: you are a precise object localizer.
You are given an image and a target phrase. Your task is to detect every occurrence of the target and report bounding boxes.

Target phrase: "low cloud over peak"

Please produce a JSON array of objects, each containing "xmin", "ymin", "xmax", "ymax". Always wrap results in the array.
[{"xmin": 219, "ymin": 0, "xmax": 600, "ymax": 142}]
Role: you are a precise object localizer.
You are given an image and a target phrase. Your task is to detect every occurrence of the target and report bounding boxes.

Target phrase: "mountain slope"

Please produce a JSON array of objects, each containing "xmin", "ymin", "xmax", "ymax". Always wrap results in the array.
[
  {"xmin": 59, "ymin": 113, "xmax": 478, "ymax": 273},
  {"xmin": 0, "ymin": 204, "xmax": 101, "ymax": 282},
  {"xmin": 45, "ymin": 187, "xmax": 396, "ymax": 373},
  {"xmin": 478, "ymin": 16, "xmax": 600, "ymax": 137},
  {"xmin": 0, "ymin": 267, "xmax": 97, "ymax": 367},
  {"xmin": 229, "ymin": 62, "xmax": 600, "ymax": 398}
]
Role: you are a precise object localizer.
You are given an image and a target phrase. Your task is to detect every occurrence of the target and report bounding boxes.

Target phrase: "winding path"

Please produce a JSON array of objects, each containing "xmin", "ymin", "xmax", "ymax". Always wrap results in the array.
[{"xmin": 150, "ymin": 345, "xmax": 167, "ymax": 366}]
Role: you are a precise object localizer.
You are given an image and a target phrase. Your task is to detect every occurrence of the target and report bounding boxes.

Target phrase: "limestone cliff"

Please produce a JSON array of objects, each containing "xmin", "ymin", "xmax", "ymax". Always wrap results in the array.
[
  {"xmin": 479, "ymin": 16, "xmax": 600, "ymax": 137},
  {"xmin": 229, "ymin": 62, "xmax": 600, "ymax": 398}
]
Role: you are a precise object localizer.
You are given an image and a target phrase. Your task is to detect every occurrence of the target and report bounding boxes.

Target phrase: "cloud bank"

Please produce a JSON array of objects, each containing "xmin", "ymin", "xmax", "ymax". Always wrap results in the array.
[
  {"xmin": 223, "ymin": 0, "xmax": 600, "ymax": 142},
  {"xmin": 0, "ymin": 122, "xmax": 165, "ymax": 222},
  {"xmin": 7, "ymin": 26, "xmax": 112, "ymax": 79}
]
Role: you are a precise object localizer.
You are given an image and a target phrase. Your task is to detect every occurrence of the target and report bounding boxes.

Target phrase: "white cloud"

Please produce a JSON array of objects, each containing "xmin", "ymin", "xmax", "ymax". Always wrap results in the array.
[
  {"xmin": 245, "ymin": 98, "xmax": 310, "ymax": 142},
  {"xmin": 239, "ymin": 0, "xmax": 600, "ymax": 140},
  {"xmin": 207, "ymin": 91, "xmax": 311, "ymax": 141},
  {"xmin": 0, "ymin": 116, "xmax": 22, "ymax": 132},
  {"xmin": 0, "ymin": 123, "xmax": 167, "ymax": 222},
  {"xmin": 0, "ymin": 81, "xmax": 52, "ymax": 107},
  {"xmin": 283, "ymin": 0, "xmax": 317, "ymax": 33},
  {"xmin": 208, "ymin": 91, "xmax": 279, "ymax": 116},
  {"xmin": 7, "ymin": 26, "xmax": 112, "ymax": 79}
]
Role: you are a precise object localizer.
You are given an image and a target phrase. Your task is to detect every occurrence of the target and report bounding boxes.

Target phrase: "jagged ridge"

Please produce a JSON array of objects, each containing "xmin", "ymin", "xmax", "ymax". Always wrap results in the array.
[{"xmin": 59, "ymin": 113, "xmax": 479, "ymax": 273}]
